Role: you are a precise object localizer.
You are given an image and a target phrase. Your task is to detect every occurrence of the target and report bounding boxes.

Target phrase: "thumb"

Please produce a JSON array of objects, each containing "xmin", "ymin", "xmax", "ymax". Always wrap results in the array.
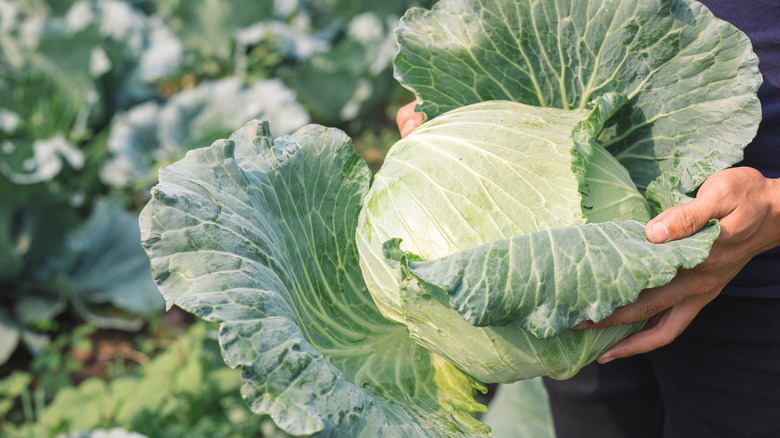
[{"xmin": 646, "ymin": 197, "xmax": 715, "ymax": 243}]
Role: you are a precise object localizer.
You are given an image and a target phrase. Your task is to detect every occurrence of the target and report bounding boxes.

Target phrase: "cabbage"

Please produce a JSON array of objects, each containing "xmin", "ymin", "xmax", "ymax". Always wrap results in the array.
[
  {"xmin": 357, "ymin": 97, "xmax": 655, "ymax": 381},
  {"xmin": 139, "ymin": 0, "xmax": 761, "ymax": 435}
]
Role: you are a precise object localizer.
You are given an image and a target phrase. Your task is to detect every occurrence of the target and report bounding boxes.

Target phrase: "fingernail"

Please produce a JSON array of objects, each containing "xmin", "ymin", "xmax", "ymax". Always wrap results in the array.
[
  {"xmin": 597, "ymin": 353, "xmax": 614, "ymax": 364},
  {"xmin": 401, "ymin": 119, "xmax": 417, "ymax": 137},
  {"xmin": 649, "ymin": 221, "xmax": 669, "ymax": 243},
  {"xmin": 573, "ymin": 321, "xmax": 591, "ymax": 330}
]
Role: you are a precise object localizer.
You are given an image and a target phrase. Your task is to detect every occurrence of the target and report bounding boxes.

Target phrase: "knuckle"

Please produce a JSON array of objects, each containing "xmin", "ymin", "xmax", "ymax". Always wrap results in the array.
[
  {"xmin": 689, "ymin": 275, "xmax": 720, "ymax": 296},
  {"xmin": 637, "ymin": 300, "xmax": 663, "ymax": 320},
  {"xmin": 595, "ymin": 315, "xmax": 617, "ymax": 328},
  {"xmin": 670, "ymin": 204, "xmax": 702, "ymax": 237},
  {"xmin": 700, "ymin": 171, "xmax": 733, "ymax": 195},
  {"xmin": 644, "ymin": 326, "xmax": 678, "ymax": 351},
  {"xmin": 655, "ymin": 331, "xmax": 677, "ymax": 348}
]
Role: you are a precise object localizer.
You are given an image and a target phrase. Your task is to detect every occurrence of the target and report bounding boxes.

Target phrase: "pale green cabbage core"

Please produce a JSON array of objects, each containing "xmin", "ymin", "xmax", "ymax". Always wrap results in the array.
[{"xmin": 356, "ymin": 101, "xmax": 650, "ymax": 382}]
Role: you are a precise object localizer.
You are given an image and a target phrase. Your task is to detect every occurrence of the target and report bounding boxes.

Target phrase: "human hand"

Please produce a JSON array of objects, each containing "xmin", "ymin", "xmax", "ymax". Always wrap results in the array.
[
  {"xmin": 575, "ymin": 167, "xmax": 780, "ymax": 363},
  {"xmin": 396, "ymin": 101, "xmax": 424, "ymax": 137}
]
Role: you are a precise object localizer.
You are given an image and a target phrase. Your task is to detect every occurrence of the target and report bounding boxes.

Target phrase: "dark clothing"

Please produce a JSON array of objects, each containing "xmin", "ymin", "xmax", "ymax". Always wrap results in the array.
[
  {"xmin": 705, "ymin": 0, "xmax": 780, "ymax": 296},
  {"xmin": 704, "ymin": 0, "xmax": 779, "ymax": 85},
  {"xmin": 544, "ymin": 3, "xmax": 780, "ymax": 437},
  {"xmin": 728, "ymin": 78, "xmax": 780, "ymax": 295},
  {"xmin": 544, "ymin": 294, "xmax": 780, "ymax": 437}
]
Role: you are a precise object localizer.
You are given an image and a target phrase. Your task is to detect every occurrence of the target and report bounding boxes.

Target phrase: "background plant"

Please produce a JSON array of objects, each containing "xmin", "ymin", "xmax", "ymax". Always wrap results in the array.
[
  {"xmin": 0, "ymin": 0, "xmax": 439, "ymax": 436},
  {"xmin": 0, "ymin": 0, "xmax": 431, "ymax": 367}
]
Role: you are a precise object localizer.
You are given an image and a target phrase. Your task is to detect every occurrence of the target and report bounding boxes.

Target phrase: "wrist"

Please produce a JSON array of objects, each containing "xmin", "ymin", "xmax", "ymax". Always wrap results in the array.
[{"xmin": 768, "ymin": 177, "xmax": 780, "ymax": 249}]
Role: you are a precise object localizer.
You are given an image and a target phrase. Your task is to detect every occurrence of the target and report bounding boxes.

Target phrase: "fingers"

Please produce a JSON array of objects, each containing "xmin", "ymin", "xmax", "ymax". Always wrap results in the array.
[
  {"xmin": 575, "ymin": 270, "xmax": 719, "ymax": 330},
  {"xmin": 577, "ymin": 168, "xmax": 777, "ymax": 362},
  {"xmin": 576, "ymin": 286, "xmax": 676, "ymax": 330},
  {"xmin": 596, "ymin": 291, "xmax": 715, "ymax": 362},
  {"xmin": 645, "ymin": 196, "xmax": 720, "ymax": 243},
  {"xmin": 576, "ymin": 270, "xmax": 723, "ymax": 362},
  {"xmin": 396, "ymin": 101, "xmax": 424, "ymax": 137},
  {"xmin": 644, "ymin": 169, "xmax": 758, "ymax": 243}
]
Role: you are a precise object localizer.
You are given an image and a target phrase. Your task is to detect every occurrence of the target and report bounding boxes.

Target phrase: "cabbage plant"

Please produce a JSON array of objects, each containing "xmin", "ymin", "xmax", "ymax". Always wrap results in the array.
[
  {"xmin": 359, "ymin": 95, "xmax": 678, "ymax": 382},
  {"xmin": 140, "ymin": 0, "xmax": 761, "ymax": 435}
]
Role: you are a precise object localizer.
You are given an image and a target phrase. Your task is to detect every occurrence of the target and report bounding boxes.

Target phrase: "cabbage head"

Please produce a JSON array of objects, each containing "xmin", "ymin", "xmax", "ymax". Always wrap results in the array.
[{"xmin": 357, "ymin": 96, "xmax": 657, "ymax": 381}]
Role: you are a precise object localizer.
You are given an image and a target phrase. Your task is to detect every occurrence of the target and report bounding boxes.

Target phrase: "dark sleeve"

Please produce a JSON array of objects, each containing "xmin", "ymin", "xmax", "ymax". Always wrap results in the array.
[{"xmin": 698, "ymin": 0, "xmax": 780, "ymax": 295}]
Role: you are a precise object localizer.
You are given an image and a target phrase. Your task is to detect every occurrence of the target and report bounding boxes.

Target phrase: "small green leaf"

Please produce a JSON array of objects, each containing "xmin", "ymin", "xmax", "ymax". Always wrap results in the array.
[{"xmin": 645, "ymin": 172, "xmax": 693, "ymax": 213}]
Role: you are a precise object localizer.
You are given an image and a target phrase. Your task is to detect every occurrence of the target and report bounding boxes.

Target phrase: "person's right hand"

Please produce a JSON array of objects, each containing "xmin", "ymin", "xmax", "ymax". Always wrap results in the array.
[
  {"xmin": 575, "ymin": 166, "xmax": 780, "ymax": 362},
  {"xmin": 396, "ymin": 101, "xmax": 424, "ymax": 137}
]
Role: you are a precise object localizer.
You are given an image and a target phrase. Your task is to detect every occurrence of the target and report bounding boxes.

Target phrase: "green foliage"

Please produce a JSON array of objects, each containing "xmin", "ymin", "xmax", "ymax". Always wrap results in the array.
[
  {"xmin": 395, "ymin": 0, "xmax": 761, "ymax": 192},
  {"xmin": 138, "ymin": 0, "xmax": 760, "ymax": 434},
  {"xmin": 1, "ymin": 322, "xmax": 290, "ymax": 438},
  {"xmin": 3, "ymin": 0, "xmax": 763, "ymax": 436},
  {"xmin": 30, "ymin": 324, "xmax": 97, "ymax": 393},
  {"xmin": 140, "ymin": 120, "xmax": 489, "ymax": 436}
]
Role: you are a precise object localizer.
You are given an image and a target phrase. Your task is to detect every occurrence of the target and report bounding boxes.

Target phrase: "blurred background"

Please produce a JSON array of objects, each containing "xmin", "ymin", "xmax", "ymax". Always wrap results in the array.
[{"xmin": 0, "ymin": 0, "xmax": 434, "ymax": 436}]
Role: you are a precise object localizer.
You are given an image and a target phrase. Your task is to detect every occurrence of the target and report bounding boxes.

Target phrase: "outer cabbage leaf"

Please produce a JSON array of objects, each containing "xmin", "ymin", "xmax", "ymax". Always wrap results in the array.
[
  {"xmin": 386, "ymin": 219, "xmax": 718, "ymax": 338},
  {"xmin": 645, "ymin": 172, "xmax": 694, "ymax": 212},
  {"xmin": 394, "ymin": 0, "xmax": 762, "ymax": 192},
  {"xmin": 140, "ymin": 120, "xmax": 489, "ymax": 436}
]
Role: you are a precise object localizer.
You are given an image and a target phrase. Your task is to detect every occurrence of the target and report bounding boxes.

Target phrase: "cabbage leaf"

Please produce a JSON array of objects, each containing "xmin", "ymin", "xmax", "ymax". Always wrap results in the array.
[
  {"xmin": 395, "ymin": 0, "xmax": 761, "ymax": 192},
  {"xmin": 386, "ymin": 219, "xmax": 718, "ymax": 338},
  {"xmin": 140, "ymin": 120, "xmax": 489, "ymax": 436}
]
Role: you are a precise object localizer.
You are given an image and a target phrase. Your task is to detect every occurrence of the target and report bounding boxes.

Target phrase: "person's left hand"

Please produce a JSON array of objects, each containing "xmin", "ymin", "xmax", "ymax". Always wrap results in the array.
[{"xmin": 574, "ymin": 167, "xmax": 780, "ymax": 363}]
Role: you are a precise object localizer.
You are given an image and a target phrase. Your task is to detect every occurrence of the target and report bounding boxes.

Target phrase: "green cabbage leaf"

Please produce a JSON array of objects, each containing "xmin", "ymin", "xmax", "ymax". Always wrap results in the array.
[
  {"xmin": 395, "ymin": 0, "xmax": 761, "ymax": 192},
  {"xmin": 385, "ymin": 219, "xmax": 718, "ymax": 338},
  {"xmin": 140, "ymin": 121, "xmax": 489, "ymax": 436}
]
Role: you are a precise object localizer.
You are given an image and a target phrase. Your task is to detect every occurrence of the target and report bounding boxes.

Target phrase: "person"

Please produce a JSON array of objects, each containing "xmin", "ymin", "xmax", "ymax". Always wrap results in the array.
[{"xmin": 395, "ymin": 1, "xmax": 780, "ymax": 436}]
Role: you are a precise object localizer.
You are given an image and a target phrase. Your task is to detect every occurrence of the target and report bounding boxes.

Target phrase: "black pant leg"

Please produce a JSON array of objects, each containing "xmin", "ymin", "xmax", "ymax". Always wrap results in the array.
[
  {"xmin": 648, "ymin": 294, "xmax": 780, "ymax": 438},
  {"xmin": 543, "ymin": 354, "xmax": 663, "ymax": 438}
]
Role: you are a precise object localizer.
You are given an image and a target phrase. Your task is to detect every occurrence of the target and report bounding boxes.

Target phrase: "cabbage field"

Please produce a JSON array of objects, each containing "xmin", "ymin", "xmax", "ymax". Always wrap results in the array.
[{"xmin": 0, "ymin": 0, "xmax": 761, "ymax": 437}]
